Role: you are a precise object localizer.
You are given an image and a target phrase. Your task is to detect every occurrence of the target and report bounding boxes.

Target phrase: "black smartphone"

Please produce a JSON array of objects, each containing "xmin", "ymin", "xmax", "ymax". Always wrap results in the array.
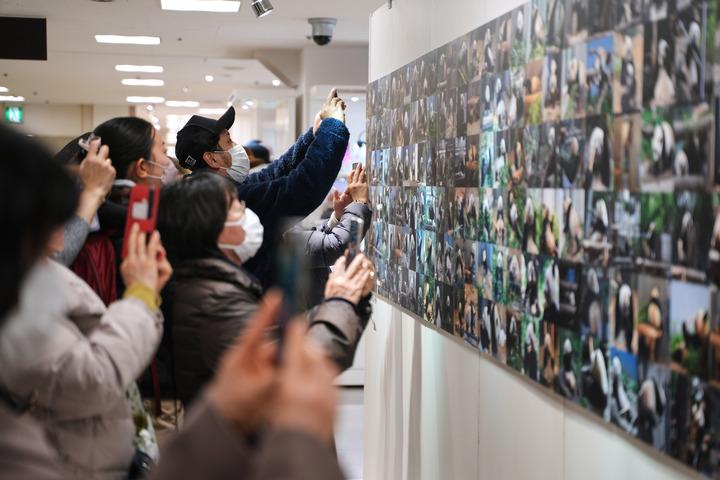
[
  {"xmin": 346, "ymin": 217, "xmax": 365, "ymax": 264},
  {"xmin": 273, "ymin": 219, "xmax": 310, "ymax": 362}
]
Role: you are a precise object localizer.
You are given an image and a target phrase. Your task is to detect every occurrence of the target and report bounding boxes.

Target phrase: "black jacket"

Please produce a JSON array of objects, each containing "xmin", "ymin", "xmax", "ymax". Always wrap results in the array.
[
  {"xmin": 170, "ymin": 257, "xmax": 371, "ymax": 407},
  {"xmin": 238, "ymin": 119, "xmax": 350, "ymax": 288}
]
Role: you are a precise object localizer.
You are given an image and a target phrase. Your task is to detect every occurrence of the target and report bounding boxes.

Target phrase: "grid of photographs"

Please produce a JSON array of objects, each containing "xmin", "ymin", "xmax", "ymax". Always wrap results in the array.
[{"xmin": 367, "ymin": 0, "xmax": 720, "ymax": 475}]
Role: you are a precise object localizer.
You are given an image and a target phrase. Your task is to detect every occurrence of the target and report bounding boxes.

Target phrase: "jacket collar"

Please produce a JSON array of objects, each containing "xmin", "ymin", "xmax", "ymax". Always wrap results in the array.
[{"xmin": 173, "ymin": 257, "xmax": 263, "ymax": 296}]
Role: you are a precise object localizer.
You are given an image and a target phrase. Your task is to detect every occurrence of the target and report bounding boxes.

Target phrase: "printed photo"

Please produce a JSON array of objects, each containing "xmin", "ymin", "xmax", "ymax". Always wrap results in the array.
[{"xmin": 613, "ymin": 27, "xmax": 644, "ymax": 114}]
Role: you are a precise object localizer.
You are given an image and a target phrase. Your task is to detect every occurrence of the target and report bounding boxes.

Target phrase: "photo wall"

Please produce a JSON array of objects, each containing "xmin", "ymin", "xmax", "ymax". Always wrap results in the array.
[{"xmin": 366, "ymin": 0, "xmax": 720, "ymax": 476}]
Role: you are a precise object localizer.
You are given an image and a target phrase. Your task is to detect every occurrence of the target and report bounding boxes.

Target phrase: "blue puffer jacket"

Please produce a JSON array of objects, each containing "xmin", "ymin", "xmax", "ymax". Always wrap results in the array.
[{"xmin": 237, "ymin": 118, "xmax": 350, "ymax": 287}]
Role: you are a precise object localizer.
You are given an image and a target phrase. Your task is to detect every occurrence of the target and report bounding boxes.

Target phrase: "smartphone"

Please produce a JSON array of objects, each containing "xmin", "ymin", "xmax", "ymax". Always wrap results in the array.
[
  {"xmin": 273, "ymin": 218, "xmax": 310, "ymax": 362},
  {"xmin": 352, "ymin": 162, "xmax": 360, "ymax": 170},
  {"xmin": 122, "ymin": 184, "xmax": 160, "ymax": 259},
  {"xmin": 346, "ymin": 217, "xmax": 365, "ymax": 264}
]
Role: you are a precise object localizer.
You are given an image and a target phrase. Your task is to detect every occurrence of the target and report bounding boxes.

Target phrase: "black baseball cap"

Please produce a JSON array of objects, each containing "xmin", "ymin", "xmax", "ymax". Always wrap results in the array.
[{"xmin": 176, "ymin": 106, "xmax": 235, "ymax": 170}]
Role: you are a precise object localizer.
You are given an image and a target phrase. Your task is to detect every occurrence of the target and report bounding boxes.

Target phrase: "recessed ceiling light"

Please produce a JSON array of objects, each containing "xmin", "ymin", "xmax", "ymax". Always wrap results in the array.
[
  {"xmin": 161, "ymin": 0, "xmax": 241, "ymax": 12},
  {"xmin": 95, "ymin": 35, "xmax": 161, "ymax": 45},
  {"xmin": 121, "ymin": 79, "xmax": 165, "ymax": 87},
  {"xmin": 271, "ymin": 79, "xmax": 282, "ymax": 87},
  {"xmin": 115, "ymin": 64, "xmax": 164, "ymax": 73},
  {"xmin": 198, "ymin": 108, "xmax": 227, "ymax": 115},
  {"xmin": 166, "ymin": 100, "xmax": 200, "ymax": 107},
  {"xmin": 205, "ymin": 75, "xmax": 214, "ymax": 82},
  {"xmin": 241, "ymin": 105, "xmax": 250, "ymax": 111},
  {"xmin": 0, "ymin": 95, "xmax": 25, "ymax": 102},
  {"xmin": 244, "ymin": 100, "xmax": 255, "ymax": 107},
  {"xmin": 127, "ymin": 96, "xmax": 165, "ymax": 103},
  {"xmin": 351, "ymin": 96, "xmax": 360, "ymax": 102},
  {"xmin": 0, "ymin": 86, "xmax": 8, "ymax": 93},
  {"xmin": 146, "ymin": 105, "xmax": 154, "ymax": 111},
  {"xmin": 182, "ymin": 87, "xmax": 189, "ymax": 93}
]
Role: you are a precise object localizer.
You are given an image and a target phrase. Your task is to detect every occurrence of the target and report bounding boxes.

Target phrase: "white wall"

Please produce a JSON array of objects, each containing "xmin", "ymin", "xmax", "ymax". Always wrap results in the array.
[{"xmin": 364, "ymin": 1, "xmax": 703, "ymax": 479}]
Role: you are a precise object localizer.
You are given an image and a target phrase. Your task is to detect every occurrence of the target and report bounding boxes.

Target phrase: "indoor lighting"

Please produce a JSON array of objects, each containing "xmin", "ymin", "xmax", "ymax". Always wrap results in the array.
[
  {"xmin": 121, "ymin": 79, "xmax": 165, "ymax": 87},
  {"xmin": 161, "ymin": 0, "xmax": 241, "ymax": 12},
  {"xmin": 244, "ymin": 100, "xmax": 255, "ymax": 107},
  {"xmin": 351, "ymin": 96, "xmax": 360, "ymax": 102},
  {"xmin": 95, "ymin": 35, "xmax": 161, "ymax": 45},
  {"xmin": 146, "ymin": 105, "xmax": 154, "ymax": 111},
  {"xmin": 166, "ymin": 100, "xmax": 200, "ymax": 107},
  {"xmin": 0, "ymin": 86, "xmax": 8, "ymax": 93},
  {"xmin": 205, "ymin": 75, "xmax": 214, "ymax": 82},
  {"xmin": 241, "ymin": 105, "xmax": 250, "ymax": 110},
  {"xmin": 0, "ymin": 95, "xmax": 25, "ymax": 102},
  {"xmin": 250, "ymin": 0, "xmax": 274, "ymax": 18},
  {"xmin": 115, "ymin": 64, "xmax": 164, "ymax": 73},
  {"xmin": 198, "ymin": 108, "xmax": 227, "ymax": 115},
  {"xmin": 126, "ymin": 96, "xmax": 165, "ymax": 103},
  {"xmin": 271, "ymin": 79, "xmax": 282, "ymax": 87}
]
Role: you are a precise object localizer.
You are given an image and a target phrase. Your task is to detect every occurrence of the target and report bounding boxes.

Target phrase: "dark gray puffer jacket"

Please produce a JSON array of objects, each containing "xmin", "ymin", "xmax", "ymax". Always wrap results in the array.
[{"xmin": 170, "ymin": 257, "xmax": 371, "ymax": 407}]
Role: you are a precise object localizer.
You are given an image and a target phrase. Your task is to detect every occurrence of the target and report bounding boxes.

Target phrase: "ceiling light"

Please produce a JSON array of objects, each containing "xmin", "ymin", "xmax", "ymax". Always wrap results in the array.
[
  {"xmin": 205, "ymin": 75, "xmax": 214, "ymax": 82},
  {"xmin": 95, "ymin": 35, "xmax": 161, "ymax": 45},
  {"xmin": 161, "ymin": 0, "xmax": 241, "ymax": 12},
  {"xmin": 121, "ymin": 78, "xmax": 165, "ymax": 86},
  {"xmin": 241, "ymin": 105, "xmax": 249, "ymax": 110},
  {"xmin": 146, "ymin": 105, "xmax": 154, "ymax": 111},
  {"xmin": 182, "ymin": 87, "xmax": 189, "ymax": 93},
  {"xmin": 351, "ymin": 96, "xmax": 359, "ymax": 102},
  {"xmin": 0, "ymin": 95, "xmax": 25, "ymax": 102},
  {"xmin": 244, "ymin": 100, "xmax": 255, "ymax": 106},
  {"xmin": 115, "ymin": 64, "xmax": 164, "ymax": 73},
  {"xmin": 166, "ymin": 100, "xmax": 200, "ymax": 107},
  {"xmin": 271, "ymin": 79, "xmax": 282, "ymax": 87},
  {"xmin": 198, "ymin": 108, "xmax": 227, "ymax": 115},
  {"xmin": 127, "ymin": 96, "xmax": 165, "ymax": 103},
  {"xmin": 250, "ymin": 0, "xmax": 274, "ymax": 18},
  {"xmin": 0, "ymin": 86, "xmax": 8, "ymax": 93}
]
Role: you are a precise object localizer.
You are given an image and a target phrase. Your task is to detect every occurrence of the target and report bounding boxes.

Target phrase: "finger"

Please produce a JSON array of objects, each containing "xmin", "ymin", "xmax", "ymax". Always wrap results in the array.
[
  {"xmin": 282, "ymin": 319, "xmax": 310, "ymax": 369},
  {"xmin": 360, "ymin": 168, "xmax": 367, "ymax": 184},
  {"xmin": 345, "ymin": 253, "xmax": 365, "ymax": 278},
  {"xmin": 97, "ymin": 144, "xmax": 110, "ymax": 162},
  {"xmin": 237, "ymin": 290, "xmax": 283, "ymax": 354},
  {"xmin": 147, "ymin": 231, "xmax": 161, "ymax": 263},
  {"xmin": 127, "ymin": 223, "xmax": 139, "ymax": 259},
  {"xmin": 136, "ymin": 229, "xmax": 148, "ymax": 262},
  {"xmin": 326, "ymin": 88, "xmax": 338, "ymax": 103},
  {"xmin": 355, "ymin": 271, "xmax": 371, "ymax": 291},
  {"xmin": 89, "ymin": 138, "xmax": 102, "ymax": 156},
  {"xmin": 332, "ymin": 255, "xmax": 347, "ymax": 274}
]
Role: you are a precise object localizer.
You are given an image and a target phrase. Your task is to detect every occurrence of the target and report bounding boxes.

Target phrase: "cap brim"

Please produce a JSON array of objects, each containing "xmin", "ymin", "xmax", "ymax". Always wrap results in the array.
[{"xmin": 216, "ymin": 106, "xmax": 235, "ymax": 133}]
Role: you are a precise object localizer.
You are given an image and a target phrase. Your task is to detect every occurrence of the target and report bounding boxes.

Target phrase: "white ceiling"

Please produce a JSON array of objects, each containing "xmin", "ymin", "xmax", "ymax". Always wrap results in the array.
[{"xmin": 0, "ymin": 0, "xmax": 385, "ymax": 106}]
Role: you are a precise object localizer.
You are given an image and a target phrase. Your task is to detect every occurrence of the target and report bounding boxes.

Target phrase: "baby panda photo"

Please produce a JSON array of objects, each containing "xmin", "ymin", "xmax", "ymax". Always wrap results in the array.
[
  {"xmin": 495, "ymin": 72, "xmax": 513, "ymax": 131},
  {"xmin": 614, "ymin": 191, "xmax": 642, "ymax": 261},
  {"xmin": 464, "ymin": 285, "xmax": 481, "ymax": 349},
  {"xmin": 494, "ymin": 130, "xmax": 511, "ymax": 188},
  {"xmin": 584, "ymin": 116, "xmax": 613, "ymax": 191},
  {"xmin": 468, "ymin": 27, "xmax": 486, "ymax": 83},
  {"xmin": 480, "ymin": 188, "xmax": 495, "ymax": 243},
  {"xmin": 452, "ymin": 136, "xmax": 469, "ymax": 186},
  {"xmin": 510, "ymin": 4, "xmax": 531, "ymax": 69},
  {"xmin": 583, "ymin": 191, "xmax": 614, "ymax": 267},
  {"xmin": 522, "ymin": 312, "xmax": 542, "ymax": 382},
  {"xmin": 506, "ymin": 248, "xmax": 526, "ymax": 309},
  {"xmin": 668, "ymin": 280, "xmax": 711, "ymax": 378},
  {"xmin": 496, "ymin": 12, "xmax": 513, "ymax": 72},
  {"xmin": 508, "ymin": 128, "xmax": 526, "ymax": 187},
  {"xmin": 523, "ymin": 125, "xmax": 543, "ymax": 187},
  {"xmin": 419, "ymin": 51, "xmax": 438, "ymax": 97},
  {"xmin": 557, "ymin": 119, "xmax": 586, "ymax": 188},
  {"xmin": 493, "ymin": 246, "xmax": 508, "ymax": 305},
  {"xmin": 507, "ymin": 69, "xmax": 526, "ymax": 129},
  {"xmin": 454, "ymin": 35, "xmax": 472, "ymax": 86},
  {"xmin": 613, "ymin": 0, "xmax": 644, "ymax": 28},
  {"xmin": 608, "ymin": 269, "xmax": 639, "ymax": 353},
  {"xmin": 524, "ymin": 59, "xmax": 544, "ymax": 125},
  {"xmin": 422, "ymin": 275, "xmax": 436, "ymax": 325},
  {"xmin": 478, "ymin": 242, "xmax": 495, "ymax": 300},
  {"xmin": 636, "ymin": 275, "xmax": 670, "ymax": 373},
  {"xmin": 556, "ymin": 327, "xmax": 583, "ymax": 402},
  {"xmin": 505, "ymin": 308, "xmax": 524, "ymax": 371},
  {"xmin": 672, "ymin": 191, "xmax": 712, "ymax": 278},
  {"xmin": 608, "ymin": 346, "xmax": 640, "ymax": 435},
  {"xmin": 643, "ymin": 16, "xmax": 676, "ymax": 108},
  {"xmin": 464, "ymin": 135, "xmax": 481, "ymax": 187},
  {"xmin": 561, "ymin": 42, "xmax": 587, "ymax": 120},
  {"xmin": 468, "ymin": 82, "xmax": 483, "ymax": 136},
  {"xmin": 439, "ymin": 89, "xmax": 457, "ymax": 141},
  {"xmin": 673, "ymin": 4, "xmax": 708, "ymax": 104},
  {"xmin": 564, "ymin": 0, "xmax": 589, "ymax": 47},
  {"xmin": 579, "ymin": 333, "xmax": 610, "ymax": 419},
  {"xmin": 506, "ymin": 186, "xmax": 527, "ymax": 250},
  {"xmin": 579, "ymin": 267, "xmax": 610, "ymax": 343},
  {"xmin": 438, "ymin": 283, "xmax": 455, "ymax": 335},
  {"xmin": 586, "ymin": 35, "xmax": 614, "ymax": 116},
  {"xmin": 638, "ymin": 365, "xmax": 670, "ymax": 453},
  {"xmin": 671, "ymin": 102, "xmax": 714, "ymax": 192},
  {"xmin": 542, "ymin": 52, "xmax": 562, "ymax": 122},
  {"xmin": 638, "ymin": 193, "xmax": 674, "ymax": 268},
  {"xmin": 612, "ymin": 114, "xmax": 642, "ymax": 191},
  {"xmin": 559, "ymin": 189, "xmax": 585, "ymax": 262},
  {"xmin": 493, "ymin": 189, "xmax": 509, "ymax": 247},
  {"xmin": 436, "ymin": 41, "xmax": 457, "ymax": 91},
  {"xmin": 481, "ymin": 75, "xmax": 496, "ymax": 131},
  {"xmin": 464, "ymin": 188, "xmax": 480, "ymax": 240},
  {"xmin": 640, "ymin": 108, "xmax": 676, "ymax": 191},
  {"xmin": 613, "ymin": 27, "xmax": 644, "ymax": 114}
]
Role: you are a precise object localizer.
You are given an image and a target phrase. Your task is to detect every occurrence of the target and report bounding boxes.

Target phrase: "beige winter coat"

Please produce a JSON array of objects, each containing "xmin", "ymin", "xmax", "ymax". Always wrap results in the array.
[{"xmin": 0, "ymin": 259, "xmax": 163, "ymax": 480}]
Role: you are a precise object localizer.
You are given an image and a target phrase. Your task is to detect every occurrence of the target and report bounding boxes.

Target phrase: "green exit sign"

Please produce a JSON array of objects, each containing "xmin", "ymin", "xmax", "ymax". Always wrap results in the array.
[{"xmin": 5, "ymin": 106, "xmax": 24, "ymax": 124}]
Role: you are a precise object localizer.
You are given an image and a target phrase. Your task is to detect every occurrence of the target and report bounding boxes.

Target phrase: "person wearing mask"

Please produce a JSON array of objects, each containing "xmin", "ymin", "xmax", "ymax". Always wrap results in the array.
[
  {"xmin": 245, "ymin": 139, "xmax": 271, "ymax": 173},
  {"xmin": 0, "ymin": 124, "xmax": 172, "ymax": 478},
  {"xmin": 0, "ymin": 124, "xmax": 346, "ymax": 480},
  {"xmin": 174, "ymin": 89, "xmax": 350, "ymax": 287},
  {"xmin": 286, "ymin": 164, "xmax": 372, "ymax": 306},
  {"xmin": 65, "ymin": 118, "xmax": 176, "ymax": 304},
  {"xmin": 52, "ymin": 134, "xmax": 117, "ymax": 267},
  {"xmin": 157, "ymin": 172, "xmax": 374, "ymax": 407}
]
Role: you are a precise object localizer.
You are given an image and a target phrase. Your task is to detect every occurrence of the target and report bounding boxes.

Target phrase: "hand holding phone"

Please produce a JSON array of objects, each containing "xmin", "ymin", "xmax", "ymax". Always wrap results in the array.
[{"xmin": 122, "ymin": 184, "xmax": 160, "ymax": 259}]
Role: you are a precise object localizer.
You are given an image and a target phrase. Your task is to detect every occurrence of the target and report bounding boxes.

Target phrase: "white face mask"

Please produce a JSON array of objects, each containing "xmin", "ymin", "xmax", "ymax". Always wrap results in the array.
[
  {"xmin": 218, "ymin": 207, "xmax": 264, "ymax": 263},
  {"xmin": 145, "ymin": 160, "xmax": 178, "ymax": 185},
  {"xmin": 218, "ymin": 145, "xmax": 250, "ymax": 183}
]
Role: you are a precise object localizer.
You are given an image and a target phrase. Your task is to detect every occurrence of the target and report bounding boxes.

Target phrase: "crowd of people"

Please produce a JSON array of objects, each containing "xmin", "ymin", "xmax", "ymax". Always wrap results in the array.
[{"xmin": 0, "ymin": 88, "xmax": 374, "ymax": 480}]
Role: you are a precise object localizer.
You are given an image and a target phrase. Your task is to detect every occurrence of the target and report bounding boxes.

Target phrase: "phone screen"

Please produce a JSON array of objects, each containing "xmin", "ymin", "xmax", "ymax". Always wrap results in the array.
[
  {"xmin": 346, "ymin": 217, "xmax": 365, "ymax": 264},
  {"xmin": 122, "ymin": 185, "xmax": 160, "ymax": 258}
]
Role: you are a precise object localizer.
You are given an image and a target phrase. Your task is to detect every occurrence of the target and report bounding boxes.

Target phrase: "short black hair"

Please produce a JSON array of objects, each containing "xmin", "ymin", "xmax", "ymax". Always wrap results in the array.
[
  {"xmin": 157, "ymin": 171, "xmax": 236, "ymax": 263},
  {"xmin": 93, "ymin": 117, "xmax": 154, "ymax": 179},
  {"xmin": 0, "ymin": 124, "xmax": 78, "ymax": 320},
  {"xmin": 244, "ymin": 140, "xmax": 270, "ymax": 163},
  {"xmin": 54, "ymin": 132, "xmax": 91, "ymax": 166}
]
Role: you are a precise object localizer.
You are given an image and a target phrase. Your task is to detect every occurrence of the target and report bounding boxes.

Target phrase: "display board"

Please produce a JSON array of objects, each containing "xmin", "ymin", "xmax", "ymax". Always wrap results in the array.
[{"xmin": 366, "ymin": 0, "xmax": 720, "ymax": 475}]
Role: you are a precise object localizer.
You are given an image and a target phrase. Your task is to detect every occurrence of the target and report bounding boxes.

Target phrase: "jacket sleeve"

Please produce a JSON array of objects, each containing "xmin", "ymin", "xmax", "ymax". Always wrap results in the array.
[
  {"xmin": 307, "ymin": 297, "xmax": 372, "ymax": 372},
  {"xmin": 30, "ymin": 298, "xmax": 162, "ymax": 420},
  {"xmin": 252, "ymin": 429, "xmax": 344, "ymax": 480},
  {"xmin": 52, "ymin": 215, "xmax": 90, "ymax": 267},
  {"xmin": 243, "ymin": 128, "xmax": 315, "ymax": 185},
  {"xmin": 148, "ymin": 396, "xmax": 255, "ymax": 480},
  {"xmin": 288, "ymin": 202, "xmax": 373, "ymax": 269},
  {"xmin": 236, "ymin": 118, "xmax": 349, "ymax": 225}
]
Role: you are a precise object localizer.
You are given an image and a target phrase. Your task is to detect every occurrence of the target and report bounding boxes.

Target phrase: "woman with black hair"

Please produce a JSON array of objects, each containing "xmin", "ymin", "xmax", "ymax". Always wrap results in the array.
[{"xmin": 157, "ymin": 172, "xmax": 374, "ymax": 407}]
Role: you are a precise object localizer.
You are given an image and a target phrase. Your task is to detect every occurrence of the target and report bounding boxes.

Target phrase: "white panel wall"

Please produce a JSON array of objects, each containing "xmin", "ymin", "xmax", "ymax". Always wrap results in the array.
[{"xmin": 365, "ymin": 1, "xmax": 704, "ymax": 478}]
